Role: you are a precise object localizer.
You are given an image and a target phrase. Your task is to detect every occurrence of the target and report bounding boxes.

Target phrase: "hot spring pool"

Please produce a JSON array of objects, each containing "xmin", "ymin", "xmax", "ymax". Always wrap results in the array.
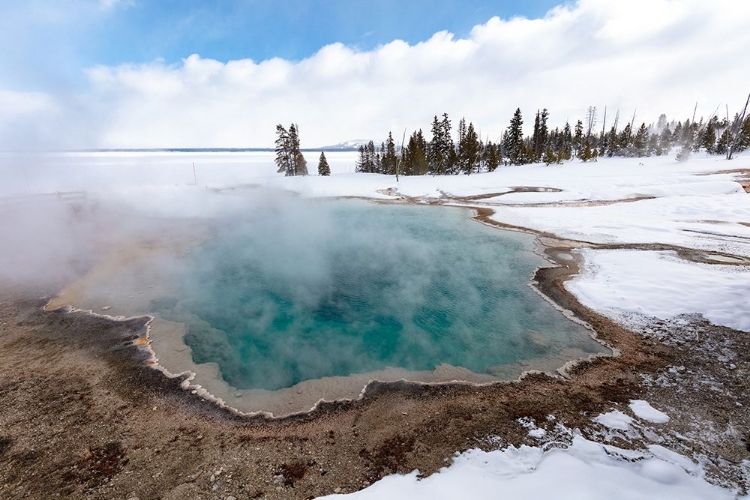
[{"xmin": 145, "ymin": 199, "xmax": 606, "ymax": 396}]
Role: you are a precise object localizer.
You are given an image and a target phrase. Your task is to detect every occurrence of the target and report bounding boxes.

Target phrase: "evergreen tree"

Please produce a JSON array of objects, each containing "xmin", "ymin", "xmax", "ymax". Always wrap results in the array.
[
  {"xmin": 531, "ymin": 111, "xmax": 542, "ymax": 162},
  {"xmin": 428, "ymin": 115, "xmax": 444, "ymax": 174},
  {"xmin": 737, "ymin": 116, "xmax": 750, "ymax": 152},
  {"xmin": 561, "ymin": 122, "xmax": 573, "ymax": 160},
  {"xmin": 274, "ymin": 124, "xmax": 292, "ymax": 175},
  {"xmin": 658, "ymin": 126, "xmax": 673, "ymax": 154},
  {"xmin": 383, "ymin": 132, "xmax": 398, "ymax": 175},
  {"xmin": 355, "ymin": 145, "xmax": 367, "ymax": 173},
  {"xmin": 485, "ymin": 141, "xmax": 500, "ymax": 172},
  {"xmin": 441, "ymin": 113, "xmax": 456, "ymax": 174},
  {"xmin": 403, "ymin": 130, "xmax": 429, "ymax": 175},
  {"xmin": 648, "ymin": 133, "xmax": 660, "ymax": 156},
  {"xmin": 580, "ymin": 138, "xmax": 593, "ymax": 162},
  {"xmin": 657, "ymin": 114, "xmax": 668, "ymax": 130},
  {"xmin": 275, "ymin": 123, "xmax": 305, "ymax": 176},
  {"xmin": 605, "ymin": 126, "xmax": 618, "ymax": 157},
  {"xmin": 507, "ymin": 108, "xmax": 525, "ymax": 165},
  {"xmin": 542, "ymin": 144, "xmax": 559, "ymax": 165},
  {"xmin": 716, "ymin": 128, "xmax": 731, "ymax": 155},
  {"xmin": 672, "ymin": 122, "xmax": 683, "ymax": 146},
  {"xmin": 295, "ymin": 151, "xmax": 308, "ymax": 176},
  {"xmin": 289, "ymin": 124, "xmax": 306, "ymax": 176},
  {"xmin": 618, "ymin": 123, "xmax": 633, "ymax": 156},
  {"xmin": 317, "ymin": 152, "xmax": 330, "ymax": 176},
  {"xmin": 528, "ymin": 108, "xmax": 549, "ymax": 163},
  {"xmin": 701, "ymin": 118, "xmax": 717, "ymax": 154},
  {"xmin": 573, "ymin": 120, "xmax": 584, "ymax": 159},
  {"xmin": 634, "ymin": 123, "xmax": 649, "ymax": 157},
  {"xmin": 458, "ymin": 122, "xmax": 481, "ymax": 174},
  {"xmin": 428, "ymin": 113, "xmax": 455, "ymax": 174}
]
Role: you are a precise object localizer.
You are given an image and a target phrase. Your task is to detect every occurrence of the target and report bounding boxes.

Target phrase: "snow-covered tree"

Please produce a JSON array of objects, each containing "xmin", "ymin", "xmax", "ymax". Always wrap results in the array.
[{"xmin": 317, "ymin": 152, "xmax": 330, "ymax": 176}]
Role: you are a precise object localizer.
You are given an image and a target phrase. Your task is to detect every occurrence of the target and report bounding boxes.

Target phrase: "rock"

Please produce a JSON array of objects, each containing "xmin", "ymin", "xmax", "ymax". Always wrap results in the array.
[
  {"xmin": 162, "ymin": 483, "xmax": 200, "ymax": 500},
  {"xmin": 334, "ymin": 487, "xmax": 342, "ymax": 493}
]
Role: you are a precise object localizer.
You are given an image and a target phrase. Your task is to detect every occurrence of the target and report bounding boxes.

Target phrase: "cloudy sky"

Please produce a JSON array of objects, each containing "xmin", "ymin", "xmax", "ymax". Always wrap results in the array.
[{"xmin": 1, "ymin": 0, "xmax": 749, "ymax": 149}]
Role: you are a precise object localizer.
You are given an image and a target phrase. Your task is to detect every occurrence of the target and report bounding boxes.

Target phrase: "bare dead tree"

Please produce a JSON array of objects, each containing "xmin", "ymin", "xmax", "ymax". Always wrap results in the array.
[
  {"xmin": 612, "ymin": 109, "xmax": 620, "ymax": 133},
  {"xmin": 727, "ymin": 93, "xmax": 750, "ymax": 160},
  {"xmin": 397, "ymin": 127, "xmax": 407, "ymax": 182},
  {"xmin": 585, "ymin": 106, "xmax": 597, "ymax": 137}
]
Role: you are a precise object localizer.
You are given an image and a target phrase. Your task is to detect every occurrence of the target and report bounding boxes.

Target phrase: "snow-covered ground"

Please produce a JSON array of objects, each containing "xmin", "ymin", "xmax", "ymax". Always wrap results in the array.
[
  {"xmin": 3, "ymin": 149, "xmax": 749, "ymax": 499},
  {"xmin": 319, "ymin": 432, "xmax": 737, "ymax": 500},
  {"xmin": 567, "ymin": 249, "xmax": 750, "ymax": 332}
]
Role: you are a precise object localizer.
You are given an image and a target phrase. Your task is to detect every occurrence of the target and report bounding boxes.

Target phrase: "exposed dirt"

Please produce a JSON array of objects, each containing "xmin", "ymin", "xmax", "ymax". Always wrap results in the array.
[
  {"xmin": 698, "ymin": 167, "xmax": 750, "ymax": 193},
  {"xmin": 1, "ymin": 206, "xmax": 749, "ymax": 498}
]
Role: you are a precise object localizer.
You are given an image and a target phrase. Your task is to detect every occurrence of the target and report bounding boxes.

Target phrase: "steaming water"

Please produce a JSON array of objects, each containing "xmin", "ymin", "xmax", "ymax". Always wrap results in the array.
[{"xmin": 150, "ymin": 199, "xmax": 605, "ymax": 392}]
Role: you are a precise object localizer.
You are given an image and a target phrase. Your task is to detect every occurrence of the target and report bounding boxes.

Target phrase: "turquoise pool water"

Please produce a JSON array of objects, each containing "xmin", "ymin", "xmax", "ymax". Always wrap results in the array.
[{"xmin": 152, "ymin": 199, "xmax": 603, "ymax": 391}]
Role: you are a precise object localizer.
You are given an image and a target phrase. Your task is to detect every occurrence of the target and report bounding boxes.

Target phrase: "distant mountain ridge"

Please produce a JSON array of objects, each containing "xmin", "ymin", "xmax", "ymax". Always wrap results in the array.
[{"xmin": 319, "ymin": 139, "xmax": 370, "ymax": 151}]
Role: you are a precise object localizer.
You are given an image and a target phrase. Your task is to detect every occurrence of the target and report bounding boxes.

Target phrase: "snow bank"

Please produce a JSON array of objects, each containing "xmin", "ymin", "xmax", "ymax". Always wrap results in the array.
[
  {"xmin": 566, "ymin": 249, "xmax": 750, "ymax": 332},
  {"xmin": 630, "ymin": 400, "xmax": 670, "ymax": 424},
  {"xmin": 318, "ymin": 434, "xmax": 741, "ymax": 500},
  {"xmin": 594, "ymin": 409, "xmax": 634, "ymax": 430}
]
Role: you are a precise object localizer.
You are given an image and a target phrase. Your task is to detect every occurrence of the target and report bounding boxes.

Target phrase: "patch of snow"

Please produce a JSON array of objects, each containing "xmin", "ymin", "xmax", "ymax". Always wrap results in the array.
[
  {"xmin": 566, "ymin": 249, "xmax": 750, "ymax": 332},
  {"xmin": 594, "ymin": 409, "xmax": 634, "ymax": 431},
  {"xmin": 528, "ymin": 428, "xmax": 547, "ymax": 439},
  {"xmin": 318, "ymin": 434, "xmax": 741, "ymax": 500},
  {"xmin": 630, "ymin": 400, "xmax": 670, "ymax": 424}
]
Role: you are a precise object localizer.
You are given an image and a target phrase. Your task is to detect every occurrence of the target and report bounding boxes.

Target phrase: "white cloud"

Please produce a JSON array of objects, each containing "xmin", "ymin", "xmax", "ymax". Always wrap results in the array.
[{"xmin": 2, "ymin": 0, "xmax": 750, "ymax": 149}]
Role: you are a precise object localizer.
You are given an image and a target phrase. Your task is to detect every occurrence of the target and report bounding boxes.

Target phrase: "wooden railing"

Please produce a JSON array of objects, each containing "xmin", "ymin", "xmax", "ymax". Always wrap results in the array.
[{"xmin": 0, "ymin": 191, "xmax": 88, "ymax": 212}]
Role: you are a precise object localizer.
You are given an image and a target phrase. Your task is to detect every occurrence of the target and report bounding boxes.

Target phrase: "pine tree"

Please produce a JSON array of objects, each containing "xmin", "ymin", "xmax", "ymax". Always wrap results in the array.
[
  {"xmin": 658, "ymin": 126, "xmax": 673, "ymax": 154},
  {"xmin": 531, "ymin": 111, "xmax": 542, "ymax": 162},
  {"xmin": 634, "ymin": 123, "xmax": 649, "ymax": 157},
  {"xmin": 383, "ymin": 132, "xmax": 398, "ymax": 175},
  {"xmin": 542, "ymin": 144, "xmax": 559, "ymax": 165},
  {"xmin": 459, "ymin": 122, "xmax": 480, "ymax": 174},
  {"xmin": 428, "ymin": 115, "xmax": 444, "ymax": 174},
  {"xmin": 275, "ymin": 124, "xmax": 292, "ymax": 175},
  {"xmin": 605, "ymin": 126, "xmax": 618, "ymax": 157},
  {"xmin": 573, "ymin": 120, "xmax": 584, "ymax": 159},
  {"xmin": 295, "ymin": 151, "xmax": 308, "ymax": 176},
  {"xmin": 376, "ymin": 142, "xmax": 384, "ymax": 173},
  {"xmin": 289, "ymin": 124, "xmax": 306, "ymax": 176},
  {"xmin": 561, "ymin": 122, "xmax": 573, "ymax": 160},
  {"xmin": 737, "ymin": 116, "xmax": 750, "ymax": 152},
  {"xmin": 618, "ymin": 123, "xmax": 633, "ymax": 156},
  {"xmin": 648, "ymin": 133, "xmax": 660, "ymax": 156},
  {"xmin": 485, "ymin": 141, "xmax": 500, "ymax": 172},
  {"xmin": 716, "ymin": 129, "xmax": 731, "ymax": 155},
  {"xmin": 355, "ymin": 145, "xmax": 367, "ymax": 173},
  {"xmin": 275, "ymin": 123, "xmax": 305, "ymax": 176},
  {"xmin": 701, "ymin": 118, "xmax": 717, "ymax": 154},
  {"xmin": 580, "ymin": 138, "xmax": 593, "ymax": 162},
  {"xmin": 441, "ymin": 113, "xmax": 456, "ymax": 174},
  {"xmin": 507, "ymin": 108, "xmax": 525, "ymax": 165},
  {"xmin": 657, "ymin": 114, "xmax": 667, "ymax": 130},
  {"xmin": 530, "ymin": 109, "xmax": 550, "ymax": 163},
  {"xmin": 317, "ymin": 152, "xmax": 330, "ymax": 176}
]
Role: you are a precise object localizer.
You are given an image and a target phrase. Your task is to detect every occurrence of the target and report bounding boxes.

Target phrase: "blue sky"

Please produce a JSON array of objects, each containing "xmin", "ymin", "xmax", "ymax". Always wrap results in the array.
[
  {"xmin": 2, "ymin": 0, "xmax": 748, "ymax": 149},
  {"xmin": 2, "ymin": 0, "xmax": 561, "ymax": 91}
]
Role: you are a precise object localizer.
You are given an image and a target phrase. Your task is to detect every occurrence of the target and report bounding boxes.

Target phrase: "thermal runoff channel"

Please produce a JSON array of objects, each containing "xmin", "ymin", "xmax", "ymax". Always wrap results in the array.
[{"xmin": 152, "ymin": 199, "xmax": 604, "ymax": 392}]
